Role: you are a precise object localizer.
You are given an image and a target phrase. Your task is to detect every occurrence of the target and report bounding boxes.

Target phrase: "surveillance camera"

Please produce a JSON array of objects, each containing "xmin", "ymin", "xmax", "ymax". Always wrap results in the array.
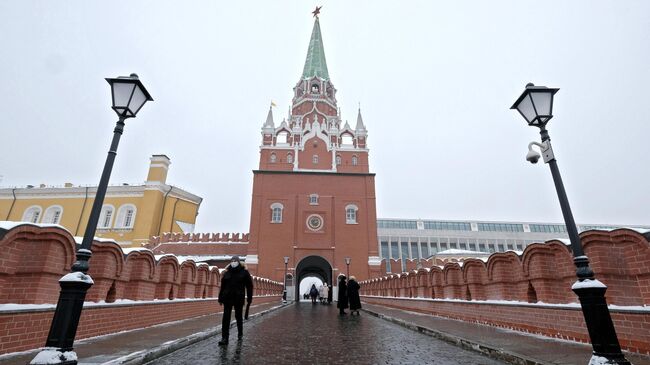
[{"xmin": 526, "ymin": 150, "xmax": 541, "ymax": 164}]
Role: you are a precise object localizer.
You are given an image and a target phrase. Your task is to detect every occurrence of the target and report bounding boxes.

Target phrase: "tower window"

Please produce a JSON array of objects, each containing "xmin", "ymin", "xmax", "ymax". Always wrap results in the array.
[
  {"xmin": 276, "ymin": 132, "xmax": 288, "ymax": 144},
  {"xmin": 341, "ymin": 134, "xmax": 354, "ymax": 146},
  {"xmin": 116, "ymin": 204, "xmax": 137, "ymax": 229},
  {"xmin": 336, "ymin": 155, "xmax": 341, "ymax": 165},
  {"xmin": 270, "ymin": 203, "xmax": 284, "ymax": 223},
  {"xmin": 270, "ymin": 153, "xmax": 277, "ymax": 163},
  {"xmin": 311, "ymin": 84, "xmax": 320, "ymax": 94},
  {"xmin": 312, "ymin": 155, "xmax": 319, "ymax": 164},
  {"xmin": 345, "ymin": 204, "xmax": 359, "ymax": 224},
  {"xmin": 309, "ymin": 194, "xmax": 319, "ymax": 205},
  {"xmin": 352, "ymin": 155, "xmax": 358, "ymax": 166},
  {"xmin": 43, "ymin": 205, "xmax": 63, "ymax": 224},
  {"xmin": 287, "ymin": 153, "xmax": 294, "ymax": 164},
  {"xmin": 22, "ymin": 205, "xmax": 42, "ymax": 223}
]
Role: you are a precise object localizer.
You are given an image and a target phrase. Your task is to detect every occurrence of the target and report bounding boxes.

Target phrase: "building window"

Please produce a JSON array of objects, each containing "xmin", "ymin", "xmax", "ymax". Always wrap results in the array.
[
  {"xmin": 312, "ymin": 155, "xmax": 319, "ymax": 164},
  {"xmin": 43, "ymin": 205, "xmax": 63, "ymax": 224},
  {"xmin": 309, "ymin": 194, "xmax": 319, "ymax": 205},
  {"xmin": 341, "ymin": 134, "xmax": 354, "ymax": 146},
  {"xmin": 287, "ymin": 153, "xmax": 293, "ymax": 164},
  {"xmin": 98, "ymin": 205, "xmax": 115, "ymax": 229},
  {"xmin": 22, "ymin": 206, "xmax": 42, "ymax": 223},
  {"xmin": 345, "ymin": 204, "xmax": 358, "ymax": 224},
  {"xmin": 351, "ymin": 155, "xmax": 358, "ymax": 166},
  {"xmin": 270, "ymin": 203, "xmax": 284, "ymax": 223},
  {"xmin": 336, "ymin": 155, "xmax": 341, "ymax": 165},
  {"xmin": 270, "ymin": 153, "xmax": 277, "ymax": 163},
  {"xmin": 115, "ymin": 204, "xmax": 137, "ymax": 229}
]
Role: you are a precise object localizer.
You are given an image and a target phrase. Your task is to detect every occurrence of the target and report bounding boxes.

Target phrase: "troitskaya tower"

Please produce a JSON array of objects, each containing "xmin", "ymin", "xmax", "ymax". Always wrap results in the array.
[{"xmin": 247, "ymin": 12, "xmax": 380, "ymax": 295}]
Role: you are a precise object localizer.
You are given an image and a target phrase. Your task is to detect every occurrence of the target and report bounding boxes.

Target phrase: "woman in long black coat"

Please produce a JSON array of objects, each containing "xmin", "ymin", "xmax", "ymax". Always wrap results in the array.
[
  {"xmin": 337, "ymin": 275, "xmax": 348, "ymax": 315},
  {"xmin": 347, "ymin": 276, "xmax": 361, "ymax": 315}
]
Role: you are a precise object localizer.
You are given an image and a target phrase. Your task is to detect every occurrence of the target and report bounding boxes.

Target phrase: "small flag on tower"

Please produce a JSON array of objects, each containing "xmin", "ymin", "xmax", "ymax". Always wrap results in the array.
[{"xmin": 271, "ymin": 101, "xmax": 277, "ymax": 107}]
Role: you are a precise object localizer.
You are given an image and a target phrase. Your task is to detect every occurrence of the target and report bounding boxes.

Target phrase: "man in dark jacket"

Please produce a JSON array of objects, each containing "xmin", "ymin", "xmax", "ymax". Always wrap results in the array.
[
  {"xmin": 218, "ymin": 255, "xmax": 253, "ymax": 345},
  {"xmin": 337, "ymin": 275, "xmax": 348, "ymax": 315}
]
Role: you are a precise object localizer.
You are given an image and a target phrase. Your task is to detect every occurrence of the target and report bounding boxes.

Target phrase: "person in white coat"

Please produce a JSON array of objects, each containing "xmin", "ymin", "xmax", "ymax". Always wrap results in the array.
[{"xmin": 319, "ymin": 283, "xmax": 329, "ymax": 303}]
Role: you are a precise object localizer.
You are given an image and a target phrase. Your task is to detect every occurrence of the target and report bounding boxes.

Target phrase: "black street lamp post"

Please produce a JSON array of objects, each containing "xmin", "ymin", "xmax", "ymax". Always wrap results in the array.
[
  {"xmin": 32, "ymin": 74, "xmax": 152, "ymax": 365},
  {"xmin": 283, "ymin": 256, "xmax": 289, "ymax": 303},
  {"xmin": 344, "ymin": 257, "xmax": 351, "ymax": 278},
  {"xmin": 511, "ymin": 83, "xmax": 629, "ymax": 365}
]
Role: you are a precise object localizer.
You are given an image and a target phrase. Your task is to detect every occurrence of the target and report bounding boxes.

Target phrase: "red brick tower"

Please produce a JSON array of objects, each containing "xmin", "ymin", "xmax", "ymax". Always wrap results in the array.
[{"xmin": 247, "ymin": 14, "xmax": 380, "ymax": 297}]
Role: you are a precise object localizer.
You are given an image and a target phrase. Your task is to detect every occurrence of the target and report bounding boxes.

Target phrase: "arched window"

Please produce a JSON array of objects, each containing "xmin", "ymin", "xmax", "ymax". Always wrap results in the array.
[
  {"xmin": 345, "ymin": 204, "xmax": 358, "ymax": 224},
  {"xmin": 115, "ymin": 204, "xmax": 137, "ymax": 229},
  {"xmin": 98, "ymin": 205, "xmax": 115, "ymax": 229},
  {"xmin": 352, "ymin": 155, "xmax": 358, "ymax": 166},
  {"xmin": 43, "ymin": 205, "xmax": 63, "ymax": 224},
  {"xmin": 336, "ymin": 155, "xmax": 341, "ymax": 165},
  {"xmin": 287, "ymin": 153, "xmax": 294, "ymax": 164},
  {"xmin": 276, "ymin": 132, "xmax": 288, "ymax": 144},
  {"xmin": 270, "ymin": 202, "xmax": 284, "ymax": 223},
  {"xmin": 341, "ymin": 134, "xmax": 354, "ymax": 146},
  {"xmin": 270, "ymin": 153, "xmax": 277, "ymax": 163},
  {"xmin": 312, "ymin": 155, "xmax": 319, "ymax": 164},
  {"xmin": 22, "ymin": 206, "xmax": 42, "ymax": 223}
]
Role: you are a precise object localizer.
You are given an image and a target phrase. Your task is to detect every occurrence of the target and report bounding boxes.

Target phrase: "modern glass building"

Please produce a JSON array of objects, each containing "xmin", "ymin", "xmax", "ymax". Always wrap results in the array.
[{"xmin": 377, "ymin": 218, "xmax": 650, "ymax": 270}]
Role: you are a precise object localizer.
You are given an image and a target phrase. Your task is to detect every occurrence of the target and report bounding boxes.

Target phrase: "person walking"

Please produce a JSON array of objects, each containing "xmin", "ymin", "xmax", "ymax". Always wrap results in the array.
[
  {"xmin": 347, "ymin": 276, "xmax": 362, "ymax": 315},
  {"xmin": 319, "ymin": 282, "xmax": 328, "ymax": 304},
  {"xmin": 309, "ymin": 283, "xmax": 319, "ymax": 304},
  {"xmin": 337, "ymin": 275, "xmax": 348, "ymax": 315},
  {"xmin": 218, "ymin": 255, "xmax": 253, "ymax": 346},
  {"xmin": 327, "ymin": 283, "xmax": 333, "ymax": 305}
]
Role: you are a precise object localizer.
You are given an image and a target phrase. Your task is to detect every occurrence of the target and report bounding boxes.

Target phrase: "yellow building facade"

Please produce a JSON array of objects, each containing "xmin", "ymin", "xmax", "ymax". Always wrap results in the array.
[{"xmin": 0, "ymin": 155, "xmax": 202, "ymax": 247}]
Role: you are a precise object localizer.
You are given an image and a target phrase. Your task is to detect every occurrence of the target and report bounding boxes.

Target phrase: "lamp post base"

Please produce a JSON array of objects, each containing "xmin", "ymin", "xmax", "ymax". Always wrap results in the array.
[
  {"xmin": 573, "ymin": 281, "xmax": 631, "ymax": 365},
  {"xmin": 31, "ymin": 274, "xmax": 93, "ymax": 365}
]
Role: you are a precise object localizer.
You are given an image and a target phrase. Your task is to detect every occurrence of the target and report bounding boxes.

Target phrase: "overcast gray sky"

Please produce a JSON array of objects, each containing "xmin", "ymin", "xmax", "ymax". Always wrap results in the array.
[{"xmin": 1, "ymin": 1, "xmax": 648, "ymax": 232}]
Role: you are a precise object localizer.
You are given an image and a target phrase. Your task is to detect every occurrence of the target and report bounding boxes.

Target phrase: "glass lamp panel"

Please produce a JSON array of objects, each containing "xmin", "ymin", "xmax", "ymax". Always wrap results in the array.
[
  {"xmin": 128, "ymin": 85, "xmax": 148, "ymax": 115},
  {"xmin": 530, "ymin": 91, "xmax": 553, "ymax": 117},
  {"xmin": 516, "ymin": 94, "xmax": 537, "ymax": 124},
  {"xmin": 112, "ymin": 82, "xmax": 136, "ymax": 109}
]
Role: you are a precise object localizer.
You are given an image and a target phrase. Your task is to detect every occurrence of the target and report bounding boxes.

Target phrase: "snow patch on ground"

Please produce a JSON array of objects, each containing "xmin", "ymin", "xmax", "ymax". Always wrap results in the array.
[
  {"xmin": 589, "ymin": 355, "xmax": 613, "ymax": 365},
  {"xmin": 29, "ymin": 348, "xmax": 77, "ymax": 364}
]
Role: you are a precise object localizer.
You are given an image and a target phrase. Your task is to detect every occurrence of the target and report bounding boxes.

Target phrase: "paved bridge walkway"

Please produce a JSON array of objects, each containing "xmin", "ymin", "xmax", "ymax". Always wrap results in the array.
[{"xmin": 150, "ymin": 303, "xmax": 506, "ymax": 365}]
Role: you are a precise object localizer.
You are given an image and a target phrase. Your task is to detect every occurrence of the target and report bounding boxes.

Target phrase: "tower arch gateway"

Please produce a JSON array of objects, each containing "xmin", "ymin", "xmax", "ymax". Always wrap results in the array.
[
  {"xmin": 247, "ymin": 11, "xmax": 380, "ymax": 284},
  {"xmin": 294, "ymin": 255, "xmax": 332, "ymax": 301}
]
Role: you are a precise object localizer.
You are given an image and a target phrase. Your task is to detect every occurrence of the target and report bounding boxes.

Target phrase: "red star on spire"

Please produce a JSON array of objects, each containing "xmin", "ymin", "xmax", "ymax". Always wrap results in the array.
[{"xmin": 312, "ymin": 6, "xmax": 322, "ymax": 18}]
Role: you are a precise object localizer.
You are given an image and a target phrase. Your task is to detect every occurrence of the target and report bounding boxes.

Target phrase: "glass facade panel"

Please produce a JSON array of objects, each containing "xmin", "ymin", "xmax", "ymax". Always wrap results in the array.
[
  {"xmin": 401, "ymin": 243, "xmax": 409, "ymax": 267},
  {"xmin": 422, "ymin": 221, "xmax": 471, "ymax": 231},
  {"xmin": 410, "ymin": 242, "xmax": 418, "ymax": 259},
  {"xmin": 420, "ymin": 242, "xmax": 429, "ymax": 258},
  {"xmin": 390, "ymin": 241, "xmax": 399, "ymax": 259},
  {"xmin": 529, "ymin": 224, "xmax": 567, "ymax": 233},
  {"xmin": 497, "ymin": 244, "xmax": 505, "ymax": 252},
  {"xmin": 477, "ymin": 223, "xmax": 524, "ymax": 232}
]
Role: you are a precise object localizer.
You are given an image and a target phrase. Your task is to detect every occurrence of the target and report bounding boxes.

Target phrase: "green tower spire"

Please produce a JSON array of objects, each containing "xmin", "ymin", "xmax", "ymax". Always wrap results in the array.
[{"xmin": 301, "ymin": 17, "xmax": 330, "ymax": 80}]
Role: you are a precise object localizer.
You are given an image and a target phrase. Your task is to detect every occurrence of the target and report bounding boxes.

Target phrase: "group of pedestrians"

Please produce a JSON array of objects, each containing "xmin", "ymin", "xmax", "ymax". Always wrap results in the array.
[
  {"xmin": 337, "ymin": 274, "xmax": 361, "ymax": 315},
  {"xmin": 308, "ymin": 282, "xmax": 332, "ymax": 304},
  {"xmin": 215, "ymin": 255, "xmax": 363, "ymax": 348}
]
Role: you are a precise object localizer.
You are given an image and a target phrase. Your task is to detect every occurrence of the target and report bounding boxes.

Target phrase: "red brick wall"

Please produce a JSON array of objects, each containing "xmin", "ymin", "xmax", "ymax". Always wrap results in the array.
[
  {"xmin": 0, "ymin": 295, "xmax": 281, "ymax": 355},
  {"xmin": 361, "ymin": 296, "xmax": 650, "ymax": 355},
  {"xmin": 0, "ymin": 223, "xmax": 285, "ymax": 354},
  {"xmin": 359, "ymin": 229, "xmax": 650, "ymax": 355}
]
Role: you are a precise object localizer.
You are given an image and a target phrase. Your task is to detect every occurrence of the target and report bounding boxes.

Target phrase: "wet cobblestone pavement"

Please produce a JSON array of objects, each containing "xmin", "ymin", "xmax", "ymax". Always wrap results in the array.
[{"xmin": 149, "ymin": 303, "xmax": 506, "ymax": 365}]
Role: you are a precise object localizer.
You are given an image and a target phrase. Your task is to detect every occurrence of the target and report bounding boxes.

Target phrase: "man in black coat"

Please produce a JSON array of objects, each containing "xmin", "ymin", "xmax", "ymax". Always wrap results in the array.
[
  {"xmin": 218, "ymin": 255, "xmax": 253, "ymax": 345},
  {"xmin": 337, "ymin": 275, "xmax": 348, "ymax": 315}
]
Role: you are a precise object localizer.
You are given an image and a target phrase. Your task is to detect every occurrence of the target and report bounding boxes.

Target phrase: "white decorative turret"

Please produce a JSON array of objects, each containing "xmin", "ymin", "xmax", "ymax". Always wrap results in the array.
[
  {"xmin": 262, "ymin": 104, "xmax": 275, "ymax": 134},
  {"xmin": 355, "ymin": 107, "xmax": 367, "ymax": 136}
]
